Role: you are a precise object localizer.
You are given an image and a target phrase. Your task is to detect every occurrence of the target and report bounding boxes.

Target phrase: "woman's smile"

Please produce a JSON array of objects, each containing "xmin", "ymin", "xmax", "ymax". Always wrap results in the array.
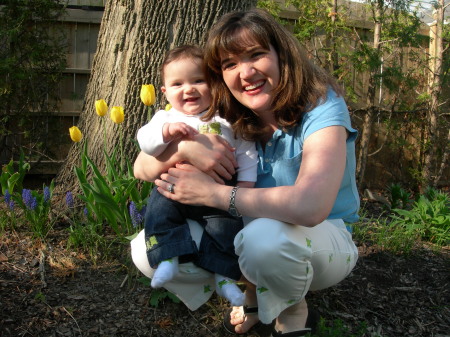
[{"xmin": 244, "ymin": 80, "xmax": 265, "ymax": 92}]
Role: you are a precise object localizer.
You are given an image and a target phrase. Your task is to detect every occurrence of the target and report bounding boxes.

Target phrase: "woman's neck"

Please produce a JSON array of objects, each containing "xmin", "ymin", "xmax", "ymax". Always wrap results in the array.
[{"xmin": 260, "ymin": 124, "xmax": 277, "ymax": 147}]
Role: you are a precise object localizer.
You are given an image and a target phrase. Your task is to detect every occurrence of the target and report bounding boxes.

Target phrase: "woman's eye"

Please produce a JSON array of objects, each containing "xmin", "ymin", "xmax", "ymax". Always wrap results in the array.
[
  {"xmin": 222, "ymin": 62, "xmax": 236, "ymax": 70},
  {"xmin": 252, "ymin": 51, "xmax": 265, "ymax": 58}
]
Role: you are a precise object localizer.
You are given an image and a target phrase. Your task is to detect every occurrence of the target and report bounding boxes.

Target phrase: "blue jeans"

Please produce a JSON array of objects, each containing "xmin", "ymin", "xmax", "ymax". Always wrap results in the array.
[{"xmin": 144, "ymin": 188, "xmax": 243, "ymax": 280}]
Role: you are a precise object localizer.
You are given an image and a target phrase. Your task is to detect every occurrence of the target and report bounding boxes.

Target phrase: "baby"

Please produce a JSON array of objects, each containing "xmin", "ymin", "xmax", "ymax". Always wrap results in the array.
[{"xmin": 136, "ymin": 45, "xmax": 257, "ymax": 306}]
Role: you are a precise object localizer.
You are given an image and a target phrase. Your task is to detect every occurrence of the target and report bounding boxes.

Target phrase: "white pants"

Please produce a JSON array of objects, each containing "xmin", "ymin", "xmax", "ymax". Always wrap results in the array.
[
  {"xmin": 131, "ymin": 218, "xmax": 358, "ymax": 322},
  {"xmin": 131, "ymin": 219, "xmax": 216, "ymax": 310}
]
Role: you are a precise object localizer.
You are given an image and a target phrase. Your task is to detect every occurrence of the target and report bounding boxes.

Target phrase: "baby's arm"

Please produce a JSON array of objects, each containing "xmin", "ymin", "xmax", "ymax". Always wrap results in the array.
[{"xmin": 163, "ymin": 122, "xmax": 198, "ymax": 143}]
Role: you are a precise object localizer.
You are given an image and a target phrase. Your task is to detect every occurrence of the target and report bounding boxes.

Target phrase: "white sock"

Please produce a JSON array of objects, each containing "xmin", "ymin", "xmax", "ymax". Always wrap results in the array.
[
  {"xmin": 151, "ymin": 257, "xmax": 179, "ymax": 288},
  {"xmin": 215, "ymin": 274, "xmax": 245, "ymax": 306}
]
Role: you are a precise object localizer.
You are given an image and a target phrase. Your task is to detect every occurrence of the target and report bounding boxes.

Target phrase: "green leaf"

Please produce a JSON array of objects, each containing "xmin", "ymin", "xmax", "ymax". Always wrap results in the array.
[
  {"xmin": 125, "ymin": 232, "xmax": 139, "ymax": 241},
  {"xmin": 6, "ymin": 172, "xmax": 21, "ymax": 194},
  {"xmin": 140, "ymin": 181, "xmax": 153, "ymax": 200},
  {"xmin": 74, "ymin": 167, "xmax": 92, "ymax": 198},
  {"xmin": 86, "ymin": 156, "xmax": 111, "ymax": 191},
  {"xmin": 90, "ymin": 190, "xmax": 125, "ymax": 223}
]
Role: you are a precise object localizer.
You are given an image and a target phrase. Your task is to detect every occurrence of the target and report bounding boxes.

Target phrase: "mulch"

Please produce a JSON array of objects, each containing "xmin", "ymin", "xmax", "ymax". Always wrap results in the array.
[{"xmin": 1, "ymin": 218, "xmax": 449, "ymax": 337}]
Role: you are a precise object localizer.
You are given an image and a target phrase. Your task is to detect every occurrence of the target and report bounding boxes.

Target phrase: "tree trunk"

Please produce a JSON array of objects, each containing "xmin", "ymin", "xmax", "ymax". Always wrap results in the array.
[
  {"xmin": 423, "ymin": 0, "xmax": 445, "ymax": 190},
  {"xmin": 54, "ymin": 0, "xmax": 257, "ymax": 200},
  {"xmin": 356, "ymin": 3, "xmax": 382, "ymax": 187},
  {"xmin": 434, "ymin": 128, "xmax": 449, "ymax": 187}
]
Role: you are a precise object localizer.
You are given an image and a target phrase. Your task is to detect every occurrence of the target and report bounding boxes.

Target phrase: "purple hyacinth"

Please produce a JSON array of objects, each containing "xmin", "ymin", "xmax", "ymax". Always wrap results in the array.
[
  {"xmin": 22, "ymin": 189, "xmax": 37, "ymax": 210},
  {"xmin": 30, "ymin": 197, "xmax": 37, "ymax": 210},
  {"xmin": 65, "ymin": 191, "xmax": 74, "ymax": 208},
  {"xmin": 4, "ymin": 189, "xmax": 11, "ymax": 204},
  {"xmin": 22, "ymin": 189, "xmax": 31, "ymax": 205},
  {"xmin": 8, "ymin": 200, "xmax": 14, "ymax": 211},
  {"xmin": 129, "ymin": 201, "xmax": 143, "ymax": 228},
  {"xmin": 43, "ymin": 186, "xmax": 50, "ymax": 203},
  {"xmin": 83, "ymin": 207, "xmax": 89, "ymax": 217}
]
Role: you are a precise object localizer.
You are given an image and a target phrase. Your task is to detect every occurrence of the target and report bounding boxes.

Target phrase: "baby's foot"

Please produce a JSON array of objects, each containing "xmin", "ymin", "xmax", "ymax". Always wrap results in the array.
[
  {"xmin": 151, "ymin": 257, "xmax": 179, "ymax": 288},
  {"xmin": 215, "ymin": 275, "xmax": 245, "ymax": 306}
]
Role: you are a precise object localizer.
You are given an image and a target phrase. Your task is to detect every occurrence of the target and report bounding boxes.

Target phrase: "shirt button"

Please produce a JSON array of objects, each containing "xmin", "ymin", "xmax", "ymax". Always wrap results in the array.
[
  {"xmin": 265, "ymin": 158, "xmax": 270, "ymax": 163},
  {"xmin": 267, "ymin": 142, "xmax": 272, "ymax": 146}
]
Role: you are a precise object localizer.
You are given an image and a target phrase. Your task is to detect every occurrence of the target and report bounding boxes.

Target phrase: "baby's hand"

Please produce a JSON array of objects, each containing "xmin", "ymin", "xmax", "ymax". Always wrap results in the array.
[{"xmin": 163, "ymin": 122, "xmax": 198, "ymax": 142}]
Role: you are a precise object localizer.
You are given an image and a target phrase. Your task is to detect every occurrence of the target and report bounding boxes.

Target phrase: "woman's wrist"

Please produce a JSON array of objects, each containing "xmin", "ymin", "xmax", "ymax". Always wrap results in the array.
[{"xmin": 209, "ymin": 184, "xmax": 234, "ymax": 212}]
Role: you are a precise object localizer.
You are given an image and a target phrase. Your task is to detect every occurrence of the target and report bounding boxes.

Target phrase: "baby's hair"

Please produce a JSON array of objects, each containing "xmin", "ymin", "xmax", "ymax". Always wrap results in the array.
[{"xmin": 160, "ymin": 45, "xmax": 204, "ymax": 84}]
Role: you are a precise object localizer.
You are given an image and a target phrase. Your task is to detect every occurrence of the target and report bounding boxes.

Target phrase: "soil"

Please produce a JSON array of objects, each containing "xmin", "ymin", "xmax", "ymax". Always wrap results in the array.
[{"xmin": 1, "ymin": 201, "xmax": 449, "ymax": 337}]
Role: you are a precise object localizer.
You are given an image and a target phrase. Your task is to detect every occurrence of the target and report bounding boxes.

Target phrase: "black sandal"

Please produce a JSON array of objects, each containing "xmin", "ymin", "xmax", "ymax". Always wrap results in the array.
[
  {"xmin": 223, "ymin": 306, "xmax": 274, "ymax": 336},
  {"xmin": 271, "ymin": 308, "xmax": 320, "ymax": 337}
]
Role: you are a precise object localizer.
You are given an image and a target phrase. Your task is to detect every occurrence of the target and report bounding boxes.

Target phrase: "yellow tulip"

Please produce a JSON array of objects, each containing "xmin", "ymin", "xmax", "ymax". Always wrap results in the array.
[
  {"xmin": 69, "ymin": 126, "xmax": 82, "ymax": 142},
  {"xmin": 110, "ymin": 106, "xmax": 124, "ymax": 124},
  {"xmin": 140, "ymin": 84, "xmax": 156, "ymax": 106},
  {"xmin": 165, "ymin": 103, "xmax": 172, "ymax": 111},
  {"xmin": 95, "ymin": 99, "xmax": 108, "ymax": 116}
]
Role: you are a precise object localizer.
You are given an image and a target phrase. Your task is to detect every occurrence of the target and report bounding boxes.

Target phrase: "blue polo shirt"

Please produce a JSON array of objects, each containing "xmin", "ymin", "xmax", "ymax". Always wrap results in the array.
[{"xmin": 255, "ymin": 89, "xmax": 360, "ymax": 223}]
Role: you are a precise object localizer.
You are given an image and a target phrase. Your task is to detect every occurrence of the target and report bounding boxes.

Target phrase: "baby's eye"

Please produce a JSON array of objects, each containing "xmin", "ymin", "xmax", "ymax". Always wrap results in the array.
[{"xmin": 195, "ymin": 79, "xmax": 205, "ymax": 83}]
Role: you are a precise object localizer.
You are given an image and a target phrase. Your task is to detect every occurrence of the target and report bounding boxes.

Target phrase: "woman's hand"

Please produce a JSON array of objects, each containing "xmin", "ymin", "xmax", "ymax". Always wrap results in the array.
[
  {"xmin": 155, "ymin": 163, "xmax": 229, "ymax": 208},
  {"xmin": 134, "ymin": 133, "xmax": 238, "ymax": 184}
]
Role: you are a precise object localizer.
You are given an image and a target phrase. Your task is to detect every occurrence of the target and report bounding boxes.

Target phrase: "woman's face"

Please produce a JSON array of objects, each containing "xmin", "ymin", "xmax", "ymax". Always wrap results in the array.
[{"xmin": 220, "ymin": 43, "xmax": 280, "ymax": 117}]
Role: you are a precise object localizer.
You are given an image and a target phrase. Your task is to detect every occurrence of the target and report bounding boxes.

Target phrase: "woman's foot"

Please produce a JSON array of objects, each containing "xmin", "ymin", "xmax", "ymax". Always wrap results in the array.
[
  {"xmin": 274, "ymin": 300, "xmax": 309, "ymax": 334},
  {"xmin": 223, "ymin": 284, "xmax": 274, "ymax": 335},
  {"xmin": 227, "ymin": 306, "xmax": 261, "ymax": 334}
]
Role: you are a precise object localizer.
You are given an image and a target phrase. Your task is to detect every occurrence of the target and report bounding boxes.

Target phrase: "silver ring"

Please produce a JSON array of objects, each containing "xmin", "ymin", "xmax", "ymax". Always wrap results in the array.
[{"xmin": 168, "ymin": 183, "xmax": 175, "ymax": 194}]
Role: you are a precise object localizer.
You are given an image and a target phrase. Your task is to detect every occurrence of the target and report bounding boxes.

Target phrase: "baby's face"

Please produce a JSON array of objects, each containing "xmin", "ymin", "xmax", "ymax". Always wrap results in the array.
[{"xmin": 161, "ymin": 58, "xmax": 211, "ymax": 115}]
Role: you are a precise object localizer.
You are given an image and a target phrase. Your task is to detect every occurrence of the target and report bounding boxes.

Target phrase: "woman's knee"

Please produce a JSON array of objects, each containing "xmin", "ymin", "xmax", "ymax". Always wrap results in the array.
[{"xmin": 235, "ymin": 218, "xmax": 312, "ymax": 271}]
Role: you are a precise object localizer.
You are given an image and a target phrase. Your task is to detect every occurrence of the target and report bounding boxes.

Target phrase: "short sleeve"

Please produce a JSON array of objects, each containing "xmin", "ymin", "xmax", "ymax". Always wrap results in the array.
[{"xmin": 301, "ymin": 89, "xmax": 357, "ymax": 142}]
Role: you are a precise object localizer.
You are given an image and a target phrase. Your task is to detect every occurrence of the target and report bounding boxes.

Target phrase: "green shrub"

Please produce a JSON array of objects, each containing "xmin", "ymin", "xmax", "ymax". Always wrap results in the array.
[
  {"xmin": 353, "ymin": 188, "xmax": 449, "ymax": 253},
  {"xmin": 387, "ymin": 183, "xmax": 411, "ymax": 209},
  {"xmin": 389, "ymin": 189, "xmax": 449, "ymax": 249}
]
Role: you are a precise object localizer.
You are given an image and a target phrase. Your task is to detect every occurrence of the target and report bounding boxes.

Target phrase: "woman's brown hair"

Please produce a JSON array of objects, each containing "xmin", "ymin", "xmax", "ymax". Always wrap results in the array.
[{"xmin": 203, "ymin": 8, "xmax": 342, "ymax": 141}]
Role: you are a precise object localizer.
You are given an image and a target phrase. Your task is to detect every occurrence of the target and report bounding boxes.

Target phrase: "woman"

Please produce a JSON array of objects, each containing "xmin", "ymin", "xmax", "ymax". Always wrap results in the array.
[{"xmin": 133, "ymin": 8, "xmax": 359, "ymax": 336}]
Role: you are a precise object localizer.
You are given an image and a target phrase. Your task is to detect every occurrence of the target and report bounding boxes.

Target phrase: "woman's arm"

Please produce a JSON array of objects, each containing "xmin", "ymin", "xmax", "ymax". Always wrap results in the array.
[
  {"xmin": 133, "ymin": 133, "xmax": 239, "ymax": 183},
  {"xmin": 156, "ymin": 126, "xmax": 347, "ymax": 227}
]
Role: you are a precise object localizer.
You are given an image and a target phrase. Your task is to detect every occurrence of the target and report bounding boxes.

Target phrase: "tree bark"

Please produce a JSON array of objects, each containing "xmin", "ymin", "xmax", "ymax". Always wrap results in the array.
[{"xmin": 54, "ymin": 0, "xmax": 257, "ymax": 200}]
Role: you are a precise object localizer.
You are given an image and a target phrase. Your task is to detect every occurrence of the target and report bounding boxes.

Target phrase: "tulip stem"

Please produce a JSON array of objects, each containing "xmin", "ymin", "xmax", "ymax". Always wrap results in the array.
[
  {"xmin": 120, "ymin": 126, "xmax": 124, "ymax": 171},
  {"xmin": 147, "ymin": 106, "xmax": 153, "ymax": 121},
  {"xmin": 102, "ymin": 118, "xmax": 107, "ymax": 153}
]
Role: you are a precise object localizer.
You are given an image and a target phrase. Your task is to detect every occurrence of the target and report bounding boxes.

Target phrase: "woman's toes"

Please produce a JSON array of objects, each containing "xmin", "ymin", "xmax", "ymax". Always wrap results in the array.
[{"xmin": 229, "ymin": 306, "xmax": 244, "ymax": 325}]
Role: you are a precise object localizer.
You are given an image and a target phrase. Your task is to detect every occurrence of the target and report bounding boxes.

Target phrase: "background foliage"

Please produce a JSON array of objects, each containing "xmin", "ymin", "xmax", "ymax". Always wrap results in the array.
[{"xmin": 0, "ymin": 0, "xmax": 67, "ymax": 165}]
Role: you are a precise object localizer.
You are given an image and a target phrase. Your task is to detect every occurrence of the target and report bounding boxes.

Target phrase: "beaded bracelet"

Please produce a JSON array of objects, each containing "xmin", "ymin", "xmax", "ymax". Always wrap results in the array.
[{"xmin": 228, "ymin": 186, "xmax": 241, "ymax": 217}]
